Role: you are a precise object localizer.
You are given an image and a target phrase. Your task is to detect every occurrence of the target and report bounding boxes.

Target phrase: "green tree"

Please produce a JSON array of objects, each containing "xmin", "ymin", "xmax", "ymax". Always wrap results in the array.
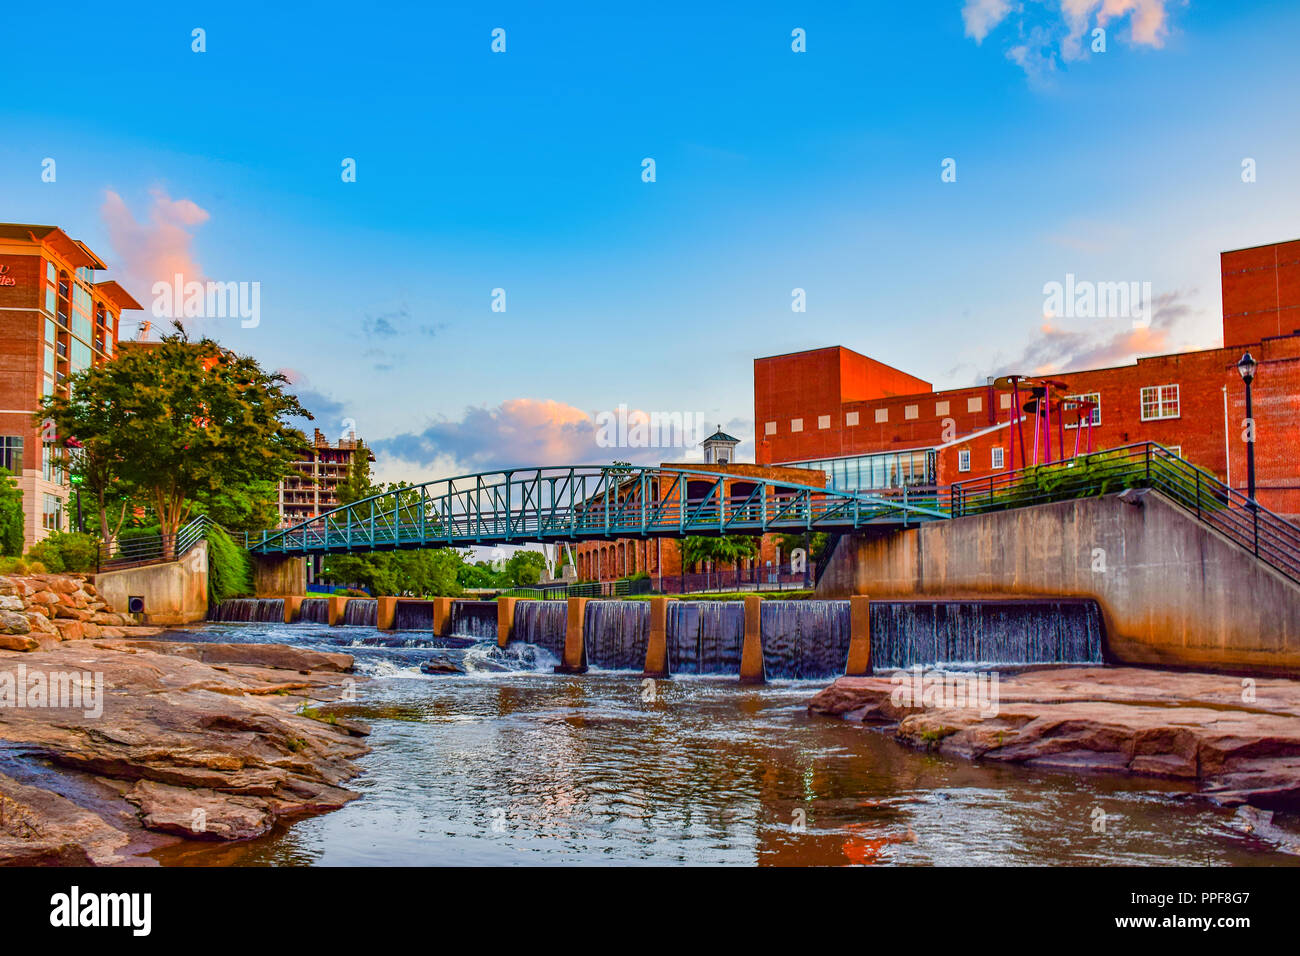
[
  {"xmin": 195, "ymin": 479, "xmax": 280, "ymax": 534},
  {"xmin": 38, "ymin": 324, "xmax": 309, "ymax": 558},
  {"xmin": 503, "ymin": 550, "xmax": 547, "ymax": 586},
  {"xmin": 39, "ymin": 393, "xmax": 136, "ymax": 552},
  {"xmin": 336, "ymin": 441, "xmax": 374, "ymax": 506},
  {"xmin": 0, "ymin": 469, "xmax": 24, "ymax": 557},
  {"xmin": 681, "ymin": 535, "xmax": 759, "ymax": 572},
  {"xmin": 777, "ymin": 531, "xmax": 831, "ymax": 565}
]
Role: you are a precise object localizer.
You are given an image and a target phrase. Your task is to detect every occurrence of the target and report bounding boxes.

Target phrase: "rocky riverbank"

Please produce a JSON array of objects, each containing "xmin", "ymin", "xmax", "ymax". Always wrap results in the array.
[
  {"xmin": 809, "ymin": 666, "xmax": 1300, "ymax": 810},
  {"xmin": 0, "ymin": 574, "xmax": 369, "ymax": 866},
  {"xmin": 0, "ymin": 572, "xmax": 158, "ymax": 648}
]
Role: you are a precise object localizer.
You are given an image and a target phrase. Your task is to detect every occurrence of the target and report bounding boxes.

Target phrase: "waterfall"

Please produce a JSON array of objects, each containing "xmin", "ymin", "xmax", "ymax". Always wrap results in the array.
[
  {"xmin": 342, "ymin": 599, "xmax": 378, "ymax": 627},
  {"xmin": 761, "ymin": 600, "xmax": 852, "ymax": 679},
  {"xmin": 208, "ymin": 598, "xmax": 285, "ymax": 623},
  {"xmin": 394, "ymin": 601, "xmax": 434, "ymax": 631},
  {"xmin": 298, "ymin": 598, "xmax": 328, "ymax": 624},
  {"xmin": 511, "ymin": 600, "xmax": 568, "ymax": 657},
  {"xmin": 869, "ymin": 599, "xmax": 1104, "ymax": 668},
  {"xmin": 449, "ymin": 600, "xmax": 498, "ymax": 640},
  {"xmin": 584, "ymin": 601, "xmax": 649, "ymax": 671},
  {"xmin": 666, "ymin": 601, "xmax": 744, "ymax": 674}
]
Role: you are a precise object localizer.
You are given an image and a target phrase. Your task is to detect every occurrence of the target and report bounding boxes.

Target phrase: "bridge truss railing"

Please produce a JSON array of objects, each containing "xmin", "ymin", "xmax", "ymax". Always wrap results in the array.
[
  {"xmin": 950, "ymin": 441, "xmax": 1300, "ymax": 586},
  {"xmin": 247, "ymin": 465, "xmax": 949, "ymax": 555}
]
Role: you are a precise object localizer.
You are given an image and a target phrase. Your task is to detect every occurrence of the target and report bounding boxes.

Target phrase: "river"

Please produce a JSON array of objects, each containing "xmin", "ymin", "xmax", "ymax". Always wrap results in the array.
[{"xmin": 151, "ymin": 621, "xmax": 1299, "ymax": 866}]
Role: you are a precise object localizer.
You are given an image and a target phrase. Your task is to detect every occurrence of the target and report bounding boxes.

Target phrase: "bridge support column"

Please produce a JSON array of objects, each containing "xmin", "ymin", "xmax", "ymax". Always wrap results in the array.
[
  {"xmin": 284, "ymin": 596, "xmax": 304, "ymax": 624},
  {"xmin": 376, "ymin": 597, "xmax": 398, "ymax": 630},
  {"xmin": 432, "ymin": 598, "xmax": 453, "ymax": 636},
  {"xmin": 845, "ymin": 595, "xmax": 872, "ymax": 676},
  {"xmin": 252, "ymin": 555, "xmax": 306, "ymax": 598},
  {"xmin": 642, "ymin": 597, "xmax": 670, "ymax": 678},
  {"xmin": 497, "ymin": 597, "xmax": 518, "ymax": 648},
  {"xmin": 555, "ymin": 597, "xmax": 588, "ymax": 674},
  {"xmin": 739, "ymin": 595, "xmax": 765, "ymax": 685}
]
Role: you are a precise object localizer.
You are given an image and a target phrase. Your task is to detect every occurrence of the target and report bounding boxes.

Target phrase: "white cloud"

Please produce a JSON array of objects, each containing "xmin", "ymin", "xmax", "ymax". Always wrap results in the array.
[
  {"xmin": 963, "ymin": 0, "xmax": 1178, "ymax": 75},
  {"xmin": 962, "ymin": 0, "xmax": 1014, "ymax": 43}
]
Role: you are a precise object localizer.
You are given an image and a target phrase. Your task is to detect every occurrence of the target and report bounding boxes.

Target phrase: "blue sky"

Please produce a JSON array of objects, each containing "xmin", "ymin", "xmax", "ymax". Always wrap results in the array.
[{"xmin": 3, "ymin": 0, "xmax": 1299, "ymax": 483}]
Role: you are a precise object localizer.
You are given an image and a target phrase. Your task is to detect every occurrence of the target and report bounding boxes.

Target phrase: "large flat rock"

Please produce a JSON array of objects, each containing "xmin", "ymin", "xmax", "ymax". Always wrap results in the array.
[
  {"xmin": 809, "ymin": 665, "xmax": 1300, "ymax": 809},
  {"xmin": 0, "ymin": 639, "xmax": 368, "ymax": 865}
]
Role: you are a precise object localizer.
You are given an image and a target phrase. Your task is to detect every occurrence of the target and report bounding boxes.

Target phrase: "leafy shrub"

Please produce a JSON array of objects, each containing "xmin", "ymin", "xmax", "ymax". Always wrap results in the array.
[
  {"xmin": 25, "ymin": 532, "xmax": 100, "ymax": 573},
  {"xmin": 206, "ymin": 523, "xmax": 254, "ymax": 604},
  {"xmin": 0, "ymin": 468, "xmax": 22, "ymax": 558},
  {"xmin": 0, "ymin": 556, "xmax": 47, "ymax": 575}
]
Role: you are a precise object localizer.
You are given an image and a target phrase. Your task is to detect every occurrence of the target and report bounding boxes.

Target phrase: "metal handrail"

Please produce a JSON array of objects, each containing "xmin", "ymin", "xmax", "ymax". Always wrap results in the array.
[
  {"xmin": 98, "ymin": 514, "xmax": 212, "ymax": 570},
  {"xmin": 949, "ymin": 442, "xmax": 1300, "ymax": 585}
]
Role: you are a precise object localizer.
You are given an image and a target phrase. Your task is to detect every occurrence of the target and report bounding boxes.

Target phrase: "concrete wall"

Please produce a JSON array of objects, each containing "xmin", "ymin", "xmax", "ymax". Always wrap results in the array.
[
  {"xmin": 252, "ymin": 555, "xmax": 306, "ymax": 597},
  {"xmin": 95, "ymin": 541, "xmax": 208, "ymax": 626},
  {"xmin": 818, "ymin": 491, "xmax": 1300, "ymax": 676}
]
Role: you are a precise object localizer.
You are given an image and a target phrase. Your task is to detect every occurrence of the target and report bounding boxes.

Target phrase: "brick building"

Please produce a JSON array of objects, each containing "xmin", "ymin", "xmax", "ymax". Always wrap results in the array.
[
  {"xmin": 0, "ymin": 224, "xmax": 142, "ymax": 546},
  {"xmin": 756, "ymin": 238, "xmax": 1300, "ymax": 518},
  {"xmin": 569, "ymin": 452, "xmax": 825, "ymax": 586},
  {"xmin": 278, "ymin": 428, "xmax": 376, "ymax": 527}
]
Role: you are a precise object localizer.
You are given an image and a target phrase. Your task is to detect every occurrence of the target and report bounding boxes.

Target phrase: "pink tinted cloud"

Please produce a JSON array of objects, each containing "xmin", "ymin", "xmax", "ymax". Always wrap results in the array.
[
  {"xmin": 995, "ymin": 291, "xmax": 1192, "ymax": 377},
  {"xmin": 100, "ymin": 188, "xmax": 210, "ymax": 291},
  {"xmin": 377, "ymin": 398, "xmax": 601, "ymax": 472}
]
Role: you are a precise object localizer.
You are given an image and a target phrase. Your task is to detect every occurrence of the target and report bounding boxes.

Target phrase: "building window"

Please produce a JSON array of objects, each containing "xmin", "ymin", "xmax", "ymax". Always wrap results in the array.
[
  {"xmin": 764, "ymin": 421, "xmax": 776, "ymax": 435},
  {"xmin": 874, "ymin": 408, "xmax": 888, "ymax": 423},
  {"xmin": 958, "ymin": 449, "xmax": 971, "ymax": 472},
  {"xmin": 935, "ymin": 401, "xmax": 949, "ymax": 416},
  {"xmin": 0, "ymin": 436, "xmax": 22, "ymax": 474},
  {"xmin": 1166, "ymin": 445, "xmax": 1183, "ymax": 459},
  {"xmin": 1140, "ymin": 385, "xmax": 1180, "ymax": 421},
  {"xmin": 42, "ymin": 494, "xmax": 63, "ymax": 532},
  {"xmin": 42, "ymin": 443, "xmax": 65, "ymax": 484},
  {"xmin": 845, "ymin": 411, "xmax": 859, "ymax": 427},
  {"xmin": 790, "ymin": 418, "xmax": 803, "ymax": 433},
  {"xmin": 991, "ymin": 446, "xmax": 1004, "ymax": 469},
  {"xmin": 817, "ymin": 415, "xmax": 831, "ymax": 429},
  {"xmin": 70, "ymin": 339, "xmax": 92, "ymax": 375},
  {"xmin": 1064, "ymin": 392, "xmax": 1101, "ymax": 427},
  {"xmin": 905, "ymin": 405, "xmax": 918, "ymax": 420},
  {"xmin": 967, "ymin": 396, "xmax": 982, "ymax": 413}
]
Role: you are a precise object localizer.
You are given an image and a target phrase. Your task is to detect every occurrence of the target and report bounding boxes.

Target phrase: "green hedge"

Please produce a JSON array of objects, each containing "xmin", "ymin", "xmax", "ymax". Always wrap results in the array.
[
  {"xmin": 207, "ymin": 524, "xmax": 254, "ymax": 604},
  {"xmin": 25, "ymin": 532, "xmax": 100, "ymax": 573}
]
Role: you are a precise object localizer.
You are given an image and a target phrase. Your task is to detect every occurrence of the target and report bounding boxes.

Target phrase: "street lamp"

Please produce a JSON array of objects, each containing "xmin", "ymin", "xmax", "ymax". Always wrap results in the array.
[{"xmin": 1238, "ymin": 352, "xmax": 1257, "ymax": 505}]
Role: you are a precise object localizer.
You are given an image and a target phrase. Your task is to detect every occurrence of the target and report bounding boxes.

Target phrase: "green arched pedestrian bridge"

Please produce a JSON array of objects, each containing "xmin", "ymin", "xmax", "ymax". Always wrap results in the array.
[{"xmin": 244, "ymin": 464, "xmax": 950, "ymax": 556}]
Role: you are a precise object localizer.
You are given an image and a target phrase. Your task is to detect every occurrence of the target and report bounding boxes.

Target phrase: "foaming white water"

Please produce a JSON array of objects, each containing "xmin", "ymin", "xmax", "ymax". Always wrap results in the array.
[
  {"xmin": 353, "ymin": 657, "xmax": 421, "ymax": 678},
  {"xmin": 462, "ymin": 642, "xmax": 560, "ymax": 675}
]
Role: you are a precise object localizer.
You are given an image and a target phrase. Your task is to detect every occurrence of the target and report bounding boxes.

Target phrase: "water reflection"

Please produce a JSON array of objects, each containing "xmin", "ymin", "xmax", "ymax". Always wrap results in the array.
[{"xmin": 152, "ymin": 622, "xmax": 1299, "ymax": 866}]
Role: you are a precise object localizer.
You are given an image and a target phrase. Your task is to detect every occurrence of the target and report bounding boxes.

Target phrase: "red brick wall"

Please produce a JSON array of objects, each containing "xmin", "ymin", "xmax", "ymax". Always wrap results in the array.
[
  {"xmin": 755, "ymin": 346, "xmax": 932, "ymax": 464},
  {"xmin": 1222, "ymin": 240, "xmax": 1300, "ymax": 348},
  {"xmin": 756, "ymin": 334, "xmax": 1300, "ymax": 517},
  {"xmin": 0, "ymin": 254, "xmax": 44, "ymax": 471},
  {"xmin": 570, "ymin": 462, "xmax": 826, "ymax": 581}
]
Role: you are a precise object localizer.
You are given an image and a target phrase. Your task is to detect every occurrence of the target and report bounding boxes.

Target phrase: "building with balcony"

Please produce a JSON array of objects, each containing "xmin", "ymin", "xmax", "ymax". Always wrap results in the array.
[
  {"xmin": 278, "ymin": 428, "xmax": 375, "ymax": 527},
  {"xmin": 0, "ymin": 224, "xmax": 142, "ymax": 547}
]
